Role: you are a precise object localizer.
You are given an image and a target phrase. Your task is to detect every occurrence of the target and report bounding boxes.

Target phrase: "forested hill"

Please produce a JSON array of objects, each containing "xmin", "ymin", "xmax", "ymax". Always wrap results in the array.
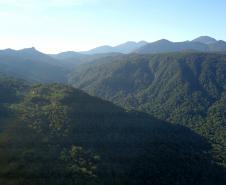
[
  {"xmin": 0, "ymin": 74, "xmax": 29, "ymax": 117},
  {"xmin": 0, "ymin": 77, "xmax": 225, "ymax": 185},
  {"xmin": 69, "ymin": 52, "xmax": 226, "ymax": 167}
]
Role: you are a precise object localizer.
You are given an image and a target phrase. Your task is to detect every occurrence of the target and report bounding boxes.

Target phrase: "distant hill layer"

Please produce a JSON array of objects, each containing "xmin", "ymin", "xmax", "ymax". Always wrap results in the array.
[
  {"xmin": 135, "ymin": 37, "xmax": 226, "ymax": 54},
  {"xmin": 81, "ymin": 41, "xmax": 148, "ymax": 54},
  {"xmin": 0, "ymin": 36, "xmax": 226, "ymax": 84},
  {"xmin": 52, "ymin": 36, "xmax": 226, "ymax": 56},
  {"xmin": 0, "ymin": 48, "xmax": 68, "ymax": 83}
]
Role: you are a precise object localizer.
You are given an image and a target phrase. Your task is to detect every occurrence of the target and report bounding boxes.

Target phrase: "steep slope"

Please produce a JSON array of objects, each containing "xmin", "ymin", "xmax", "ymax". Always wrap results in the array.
[
  {"xmin": 0, "ymin": 83, "xmax": 225, "ymax": 184},
  {"xmin": 69, "ymin": 52, "xmax": 226, "ymax": 167},
  {"xmin": 208, "ymin": 40, "xmax": 226, "ymax": 52},
  {"xmin": 0, "ymin": 48, "xmax": 68, "ymax": 83}
]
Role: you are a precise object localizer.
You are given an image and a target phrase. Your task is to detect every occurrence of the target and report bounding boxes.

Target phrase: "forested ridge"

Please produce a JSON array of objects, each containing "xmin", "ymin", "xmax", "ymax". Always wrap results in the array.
[
  {"xmin": 69, "ymin": 52, "xmax": 226, "ymax": 167},
  {"xmin": 0, "ymin": 50, "xmax": 226, "ymax": 184},
  {"xmin": 0, "ymin": 0, "xmax": 225, "ymax": 180},
  {"xmin": 0, "ymin": 75, "xmax": 225, "ymax": 184}
]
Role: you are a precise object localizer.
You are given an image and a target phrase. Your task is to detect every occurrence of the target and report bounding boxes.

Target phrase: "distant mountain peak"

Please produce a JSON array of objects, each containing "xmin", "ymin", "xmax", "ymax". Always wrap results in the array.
[
  {"xmin": 0, "ymin": 47, "xmax": 39, "ymax": 54},
  {"xmin": 123, "ymin": 41, "xmax": 136, "ymax": 44},
  {"xmin": 17, "ymin": 47, "xmax": 46, "ymax": 56},
  {"xmin": 138, "ymin": 40, "xmax": 148, "ymax": 44},
  {"xmin": 157, "ymin": 39, "xmax": 171, "ymax": 43},
  {"xmin": 1, "ymin": 48, "xmax": 15, "ymax": 52},
  {"xmin": 20, "ymin": 47, "xmax": 38, "ymax": 52},
  {"xmin": 192, "ymin": 36, "xmax": 217, "ymax": 44}
]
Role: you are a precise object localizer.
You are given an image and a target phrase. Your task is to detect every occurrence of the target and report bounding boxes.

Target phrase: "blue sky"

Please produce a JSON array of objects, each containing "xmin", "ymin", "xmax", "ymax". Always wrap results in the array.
[{"xmin": 0, "ymin": 0, "xmax": 225, "ymax": 53}]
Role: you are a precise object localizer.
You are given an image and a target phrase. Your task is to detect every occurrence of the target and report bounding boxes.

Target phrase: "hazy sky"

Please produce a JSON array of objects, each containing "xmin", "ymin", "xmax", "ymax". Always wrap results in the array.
[{"xmin": 0, "ymin": 0, "xmax": 225, "ymax": 53}]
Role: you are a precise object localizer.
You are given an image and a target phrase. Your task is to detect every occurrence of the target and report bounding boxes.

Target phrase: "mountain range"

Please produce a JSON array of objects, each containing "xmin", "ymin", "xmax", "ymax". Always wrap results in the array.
[
  {"xmin": 0, "ymin": 35, "xmax": 226, "ymax": 184},
  {"xmin": 0, "ymin": 36, "xmax": 225, "ymax": 82},
  {"xmin": 51, "ymin": 36, "xmax": 226, "ymax": 57},
  {"xmin": 135, "ymin": 36, "xmax": 226, "ymax": 54},
  {"xmin": 81, "ymin": 41, "xmax": 148, "ymax": 54}
]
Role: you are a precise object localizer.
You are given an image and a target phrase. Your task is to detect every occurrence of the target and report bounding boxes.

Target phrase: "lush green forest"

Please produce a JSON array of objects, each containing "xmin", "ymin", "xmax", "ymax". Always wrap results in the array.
[
  {"xmin": 69, "ymin": 52, "xmax": 226, "ymax": 167},
  {"xmin": 0, "ymin": 49, "xmax": 226, "ymax": 184},
  {"xmin": 0, "ymin": 75, "xmax": 225, "ymax": 184}
]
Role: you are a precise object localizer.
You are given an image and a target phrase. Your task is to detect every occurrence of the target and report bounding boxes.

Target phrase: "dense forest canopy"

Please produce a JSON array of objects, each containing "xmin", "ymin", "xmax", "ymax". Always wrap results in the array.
[
  {"xmin": 69, "ymin": 52, "xmax": 226, "ymax": 167},
  {"xmin": 0, "ymin": 77, "xmax": 225, "ymax": 184},
  {"xmin": 0, "ymin": 49, "xmax": 225, "ymax": 184}
]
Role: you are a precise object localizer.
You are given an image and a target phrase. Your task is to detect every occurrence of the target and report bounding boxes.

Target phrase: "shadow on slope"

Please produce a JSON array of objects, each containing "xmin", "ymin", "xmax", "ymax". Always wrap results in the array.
[{"xmin": 0, "ymin": 84, "xmax": 225, "ymax": 185}]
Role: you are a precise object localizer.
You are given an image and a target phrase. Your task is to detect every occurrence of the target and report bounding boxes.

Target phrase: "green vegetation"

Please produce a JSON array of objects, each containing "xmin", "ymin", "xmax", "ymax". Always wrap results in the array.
[
  {"xmin": 69, "ymin": 52, "xmax": 226, "ymax": 167},
  {"xmin": 0, "ymin": 50, "xmax": 226, "ymax": 184},
  {"xmin": 0, "ymin": 74, "xmax": 28, "ymax": 119},
  {"xmin": 0, "ymin": 78, "xmax": 225, "ymax": 184}
]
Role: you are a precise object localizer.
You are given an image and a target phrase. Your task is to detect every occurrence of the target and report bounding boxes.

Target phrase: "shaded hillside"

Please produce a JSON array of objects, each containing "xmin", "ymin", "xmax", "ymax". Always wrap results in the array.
[
  {"xmin": 51, "ymin": 52, "xmax": 123, "ymax": 69},
  {"xmin": 0, "ymin": 83, "xmax": 225, "ymax": 184},
  {"xmin": 0, "ymin": 74, "xmax": 28, "ymax": 104},
  {"xmin": 0, "ymin": 48, "xmax": 68, "ymax": 83},
  {"xmin": 0, "ymin": 74, "xmax": 29, "ymax": 118},
  {"xmin": 69, "ymin": 52, "xmax": 226, "ymax": 167}
]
